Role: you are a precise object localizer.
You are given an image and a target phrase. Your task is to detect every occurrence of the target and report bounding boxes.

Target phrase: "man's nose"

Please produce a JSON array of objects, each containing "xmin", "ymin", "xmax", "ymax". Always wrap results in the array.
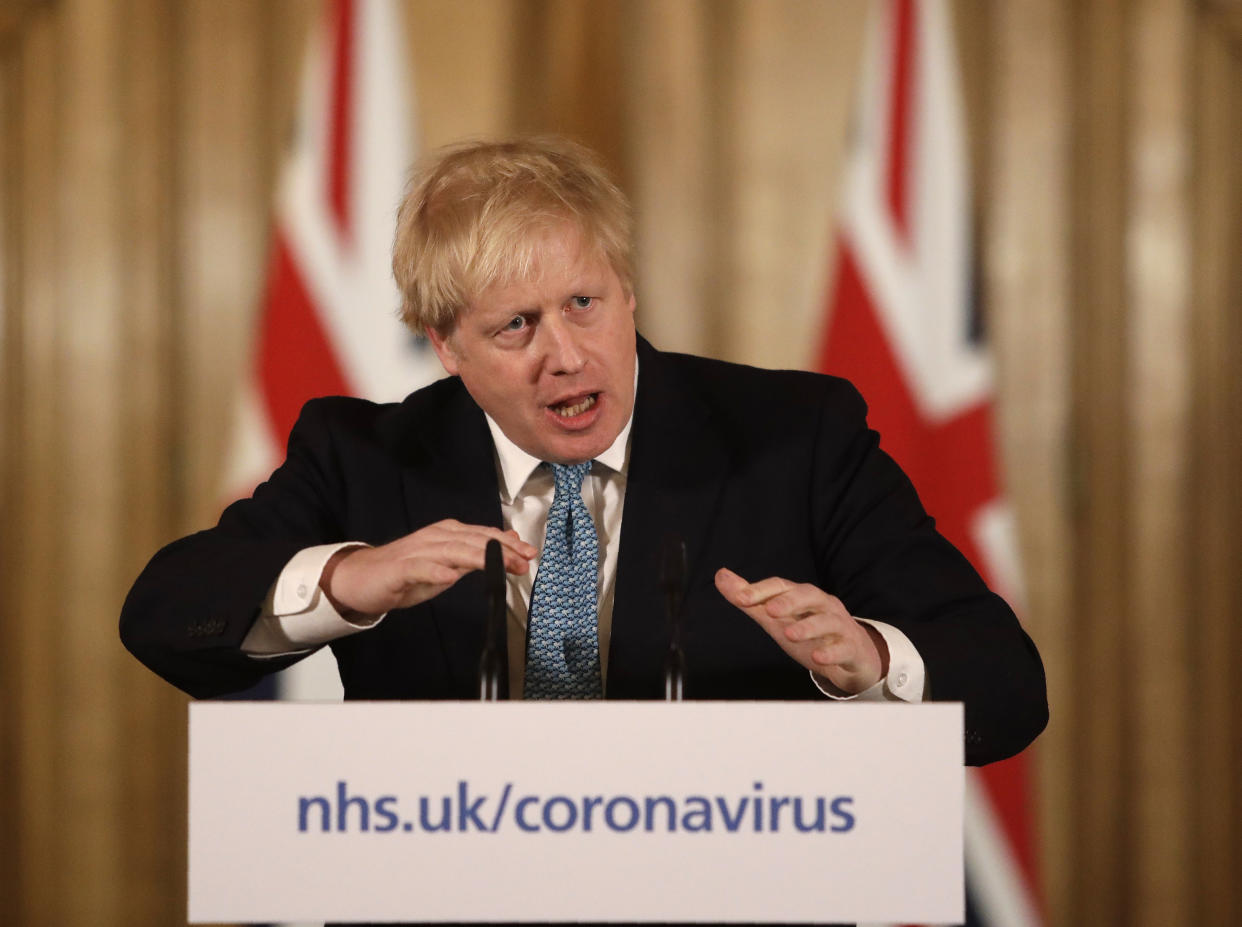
[{"xmin": 542, "ymin": 316, "xmax": 586, "ymax": 374}]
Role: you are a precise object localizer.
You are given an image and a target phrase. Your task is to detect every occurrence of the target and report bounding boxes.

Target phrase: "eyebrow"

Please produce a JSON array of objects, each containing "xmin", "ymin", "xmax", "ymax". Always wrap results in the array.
[{"xmin": 472, "ymin": 266, "xmax": 612, "ymax": 320}]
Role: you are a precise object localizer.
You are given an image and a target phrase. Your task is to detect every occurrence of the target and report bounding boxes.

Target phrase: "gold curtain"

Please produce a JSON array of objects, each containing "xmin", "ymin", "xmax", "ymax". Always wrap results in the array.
[{"xmin": 2, "ymin": 1, "xmax": 1239, "ymax": 925}]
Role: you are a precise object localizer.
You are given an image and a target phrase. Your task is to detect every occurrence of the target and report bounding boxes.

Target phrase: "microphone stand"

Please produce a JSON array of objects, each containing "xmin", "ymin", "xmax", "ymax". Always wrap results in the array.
[
  {"xmin": 478, "ymin": 539, "xmax": 506, "ymax": 701},
  {"xmin": 661, "ymin": 536, "xmax": 687, "ymax": 701}
]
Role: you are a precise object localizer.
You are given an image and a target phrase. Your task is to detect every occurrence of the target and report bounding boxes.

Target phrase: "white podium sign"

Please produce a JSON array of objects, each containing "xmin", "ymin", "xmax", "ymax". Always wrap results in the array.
[{"xmin": 189, "ymin": 702, "xmax": 963, "ymax": 924}]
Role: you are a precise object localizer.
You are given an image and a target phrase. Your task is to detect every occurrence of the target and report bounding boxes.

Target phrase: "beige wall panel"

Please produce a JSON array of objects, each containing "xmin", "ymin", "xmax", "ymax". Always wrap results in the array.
[
  {"xmin": 1189, "ymin": 12, "xmax": 1242, "ymax": 924},
  {"xmin": 626, "ymin": 0, "xmax": 714, "ymax": 355},
  {"xmin": 1203, "ymin": 0, "xmax": 1242, "ymax": 37},
  {"xmin": 1070, "ymin": 0, "xmax": 1132, "ymax": 922},
  {"xmin": 508, "ymin": 0, "xmax": 627, "ymax": 172},
  {"xmin": 0, "ymin": 52, "xmax": 10, "ymax": 927},
  {"xmin": 117, "ymin": 0, "xmax": 189, "ymax": 921},
  {"xmin": 1126, "ymin": 2, "xmax": 1194, "ymax": 924},
  {"xmin": 0, "ymin": 28, "xmax": 18, "ymax": 927},
  {"xmin": 953, "ymin": 1, "xmax": 991, "ymax": 221},
  {"xmin": 407, "ymin": 0, "xmax": 518, "ymax": 150},
  {"xmin": 175, "ymin": 0, "xmax": 271, "ymax": 529},
  {"xmin": 0, "ymin": 49, "xmax": 8, "ymax": 482},
  {"xmin": 263, "ymin": 0, "xmax": 317, "ymax": 186},
  {"xmin": 719, "ymin": 0, "xmax": 866, "ymax": 370},
  {"xmin": 118, "ymin": 0, "xmax": 177, "ymax": 592},
  {"xmin": 985, "ymin": 0, "xmax": 1073, "ymax": 920},
  {"xmin": 57, "ymin": 0, "xmax": 129, "ymax": 921},
  {"xmin": 11, "ymin": 12, "xmax": 68, "ymax": 925}
]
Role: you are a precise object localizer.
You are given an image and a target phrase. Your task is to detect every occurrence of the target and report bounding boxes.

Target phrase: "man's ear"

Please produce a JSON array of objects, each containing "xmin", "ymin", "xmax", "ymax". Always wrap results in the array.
[{"xmin": 425, "ymin": 325, "xmax": 461, "ymax": 375}]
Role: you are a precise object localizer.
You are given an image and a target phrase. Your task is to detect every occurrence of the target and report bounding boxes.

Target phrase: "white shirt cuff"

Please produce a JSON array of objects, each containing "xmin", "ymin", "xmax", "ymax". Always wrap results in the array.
[
  {"xmin": 810, "ymin": 617, "xmax": 927, "ymax": 702},
  {"xmin": 241, "ymin": 543, "xmax": 384, "ymax": 657}
]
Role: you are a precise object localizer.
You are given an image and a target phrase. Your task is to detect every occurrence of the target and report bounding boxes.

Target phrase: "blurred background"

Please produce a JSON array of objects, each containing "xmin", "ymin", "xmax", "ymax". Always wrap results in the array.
[{"xmin": 1, "ymin": 0, "xmax": 1240, "ymax": 925}]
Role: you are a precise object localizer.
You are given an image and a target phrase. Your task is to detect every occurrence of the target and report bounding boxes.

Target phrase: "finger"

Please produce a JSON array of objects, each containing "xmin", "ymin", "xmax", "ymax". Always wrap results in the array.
[
  {"xmin": 733, "ymin": 575, "xmax": 797, "ymax": 607},
  {"xmin": 473, "ymin": 533, "xmax": 536, "ymax": 573},
  {"xmin": 410, "ymin": 561, "xmax": 466, "ymax": 588},
  {"xmin": 762, "ymin": 585, "xmax": 844, "ymax": 621},
  {"xmin": 482, "ymin": 527, "xmax": 538, "ymax": 559},
  {"xmin": 412, "ymin": 539, "xmax": 496, "ymax": 575},
  {"xmin": 438, "ymin": 522, "xmax": 537, "ymax": 559},
  {"xmin": 435, "ymin": 531, "xmax": 534, "ymax": 574},
  {"xmin": 714, "ymin": 568, "xmax": 763, "ymax": 612},
  {"xmin": 502, "ymin": 550, "xmax": 532, "ymax": 575},
  {"xmin": 809, "ymin": 638, "xmax": 857, "ymax": 667},
  {"xmin": 714, "ymin": 568, "xmax": 792, "ymax": 609},
  {"xmin": 782, "ymin": 609, "xmax": 847, "ymax": 643},
  {"xmin": 404, "ymin": 526, "xmax": 533, "ymax": 571},
  {"xmin": 772, "ymin": 600, "xmax": 852, "ymax": 637},
  {"xmin": 717, "ymin": 571, "xmax": 842, "ymax": 624}
]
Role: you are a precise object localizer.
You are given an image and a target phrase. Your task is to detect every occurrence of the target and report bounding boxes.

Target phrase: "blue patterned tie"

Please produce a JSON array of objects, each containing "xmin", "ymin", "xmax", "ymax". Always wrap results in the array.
[{"xmin": 523, "ymin": 461, "xmax": 603, "ymax": 699}]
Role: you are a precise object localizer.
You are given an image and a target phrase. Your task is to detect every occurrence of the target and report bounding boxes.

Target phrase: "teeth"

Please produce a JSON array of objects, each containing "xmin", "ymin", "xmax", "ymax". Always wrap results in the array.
[{"xmin": 554, "ymin": 395, "xmax": 596, "ymax": 417}]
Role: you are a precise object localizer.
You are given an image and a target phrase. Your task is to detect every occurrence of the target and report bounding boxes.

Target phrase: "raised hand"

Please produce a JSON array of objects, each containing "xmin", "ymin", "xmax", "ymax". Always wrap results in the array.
[
  {"xmin": 321, "ymin": 520, "xmax": 536, "ymax": 619},
  {"xmin": 714, "ymin": 567, "xmax": 888, "ymax": 695}
]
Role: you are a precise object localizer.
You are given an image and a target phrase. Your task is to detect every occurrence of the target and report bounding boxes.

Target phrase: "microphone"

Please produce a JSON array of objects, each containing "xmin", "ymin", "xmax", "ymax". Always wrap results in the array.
[
  {"xmin": 660, "ymin": 535, "xmax": 687, "ymax": 701},
  {"xmin": 478, "ymin": 539, "xmax": 506, "ymax": 701}
]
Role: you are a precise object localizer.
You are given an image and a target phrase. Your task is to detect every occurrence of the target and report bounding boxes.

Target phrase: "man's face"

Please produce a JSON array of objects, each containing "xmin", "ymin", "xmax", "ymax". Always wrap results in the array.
[{"xmin": 427, "ymin": 226, "xmax": 637, "ymax": 464}]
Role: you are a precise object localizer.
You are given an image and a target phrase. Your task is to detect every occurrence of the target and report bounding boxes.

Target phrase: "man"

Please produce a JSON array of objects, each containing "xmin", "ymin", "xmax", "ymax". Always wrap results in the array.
[{"xmin": 121, "ymin": 137, "xmax": 1046, "ymax": 766}]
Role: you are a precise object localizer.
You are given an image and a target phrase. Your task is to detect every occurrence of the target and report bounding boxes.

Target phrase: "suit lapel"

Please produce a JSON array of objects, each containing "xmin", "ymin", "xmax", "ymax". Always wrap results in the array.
[
  {"xmin": 380, "ymin": 379, "xmax": 506, "ymax": 696},
  {"xmin": 608, "ymin": 339, "xmax": 731, "ymax": 698}
]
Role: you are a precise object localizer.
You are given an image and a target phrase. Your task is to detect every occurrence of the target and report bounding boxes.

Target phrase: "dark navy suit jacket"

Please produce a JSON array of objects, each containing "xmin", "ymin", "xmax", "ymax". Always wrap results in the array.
[{"xmin": 121, "ymin": 337, "xmax": 1047, "ymax": 767}]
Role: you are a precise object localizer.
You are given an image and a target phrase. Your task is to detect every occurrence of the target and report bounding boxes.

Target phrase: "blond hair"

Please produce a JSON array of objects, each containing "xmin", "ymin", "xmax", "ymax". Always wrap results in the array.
[{"xmin": 392, "ymin": 136, "xmax": 634, "ymax": 335}]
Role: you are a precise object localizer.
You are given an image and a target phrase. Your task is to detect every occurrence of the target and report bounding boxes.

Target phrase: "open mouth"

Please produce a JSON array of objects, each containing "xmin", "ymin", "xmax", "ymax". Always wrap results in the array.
[{"xmin": 550, "ymin": 393, "xmax": 598, "ymax": 418}]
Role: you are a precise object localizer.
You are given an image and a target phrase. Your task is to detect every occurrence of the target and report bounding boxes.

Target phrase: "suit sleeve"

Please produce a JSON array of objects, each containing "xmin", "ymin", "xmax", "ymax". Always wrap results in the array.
[
  {"xmin": 809, "ymin": 381, "xmax": 1048, "ymax": 766},
  {"xmin": 119, "ymin": 399, "xmax": 352, "ymax": 698}
]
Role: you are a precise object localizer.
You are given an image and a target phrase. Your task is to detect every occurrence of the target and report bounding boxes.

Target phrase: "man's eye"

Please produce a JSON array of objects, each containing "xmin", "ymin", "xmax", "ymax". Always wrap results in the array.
[
  {"xmin": 571, "ymin": 296, "xmax": 594, "ymax": 309},
  {"xmin": 502, "ymin": 316, "xmax": 527, "ymax": 332}
]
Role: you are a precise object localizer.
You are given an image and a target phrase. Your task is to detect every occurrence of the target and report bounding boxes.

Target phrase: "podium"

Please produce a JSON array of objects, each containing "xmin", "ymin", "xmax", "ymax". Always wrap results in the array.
[{"xmin": 188, "ymin": 702, "xmax": 963, "ymax": 924}]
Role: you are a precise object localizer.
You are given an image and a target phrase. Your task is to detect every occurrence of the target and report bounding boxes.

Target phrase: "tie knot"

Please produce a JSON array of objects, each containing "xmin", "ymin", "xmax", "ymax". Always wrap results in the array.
[{"xmin": 550, "ymin": 461, "xmax": 592, "ymax": 496}]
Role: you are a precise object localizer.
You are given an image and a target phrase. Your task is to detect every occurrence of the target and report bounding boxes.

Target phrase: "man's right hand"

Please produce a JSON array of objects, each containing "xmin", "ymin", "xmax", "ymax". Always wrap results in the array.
[{"xmin": 320, "ymin": 520, "xmax": 536, "ymax": 620}]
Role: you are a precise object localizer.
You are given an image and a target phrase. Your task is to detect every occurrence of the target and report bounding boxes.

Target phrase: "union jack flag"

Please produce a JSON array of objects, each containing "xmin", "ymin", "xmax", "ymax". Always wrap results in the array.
[
  {"xmin": 222, "ymin": 0, "xmax": 442, "ymax": 702},
  {"xmin": 818, "ymin": 2, "xmax": 1042, "ymax": 925}
]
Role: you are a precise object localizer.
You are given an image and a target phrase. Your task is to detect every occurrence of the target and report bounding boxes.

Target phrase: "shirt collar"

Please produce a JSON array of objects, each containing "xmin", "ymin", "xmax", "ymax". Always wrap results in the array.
[{"xmin": 485, "ymin": 359, "xmax": 637, "ymax": 503}]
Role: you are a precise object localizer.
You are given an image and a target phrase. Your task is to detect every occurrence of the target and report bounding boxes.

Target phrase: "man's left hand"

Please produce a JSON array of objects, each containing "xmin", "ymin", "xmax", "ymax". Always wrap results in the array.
[{"xmin": 714, "ymin": 568, "xmax": 889, "ymax": 695}]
